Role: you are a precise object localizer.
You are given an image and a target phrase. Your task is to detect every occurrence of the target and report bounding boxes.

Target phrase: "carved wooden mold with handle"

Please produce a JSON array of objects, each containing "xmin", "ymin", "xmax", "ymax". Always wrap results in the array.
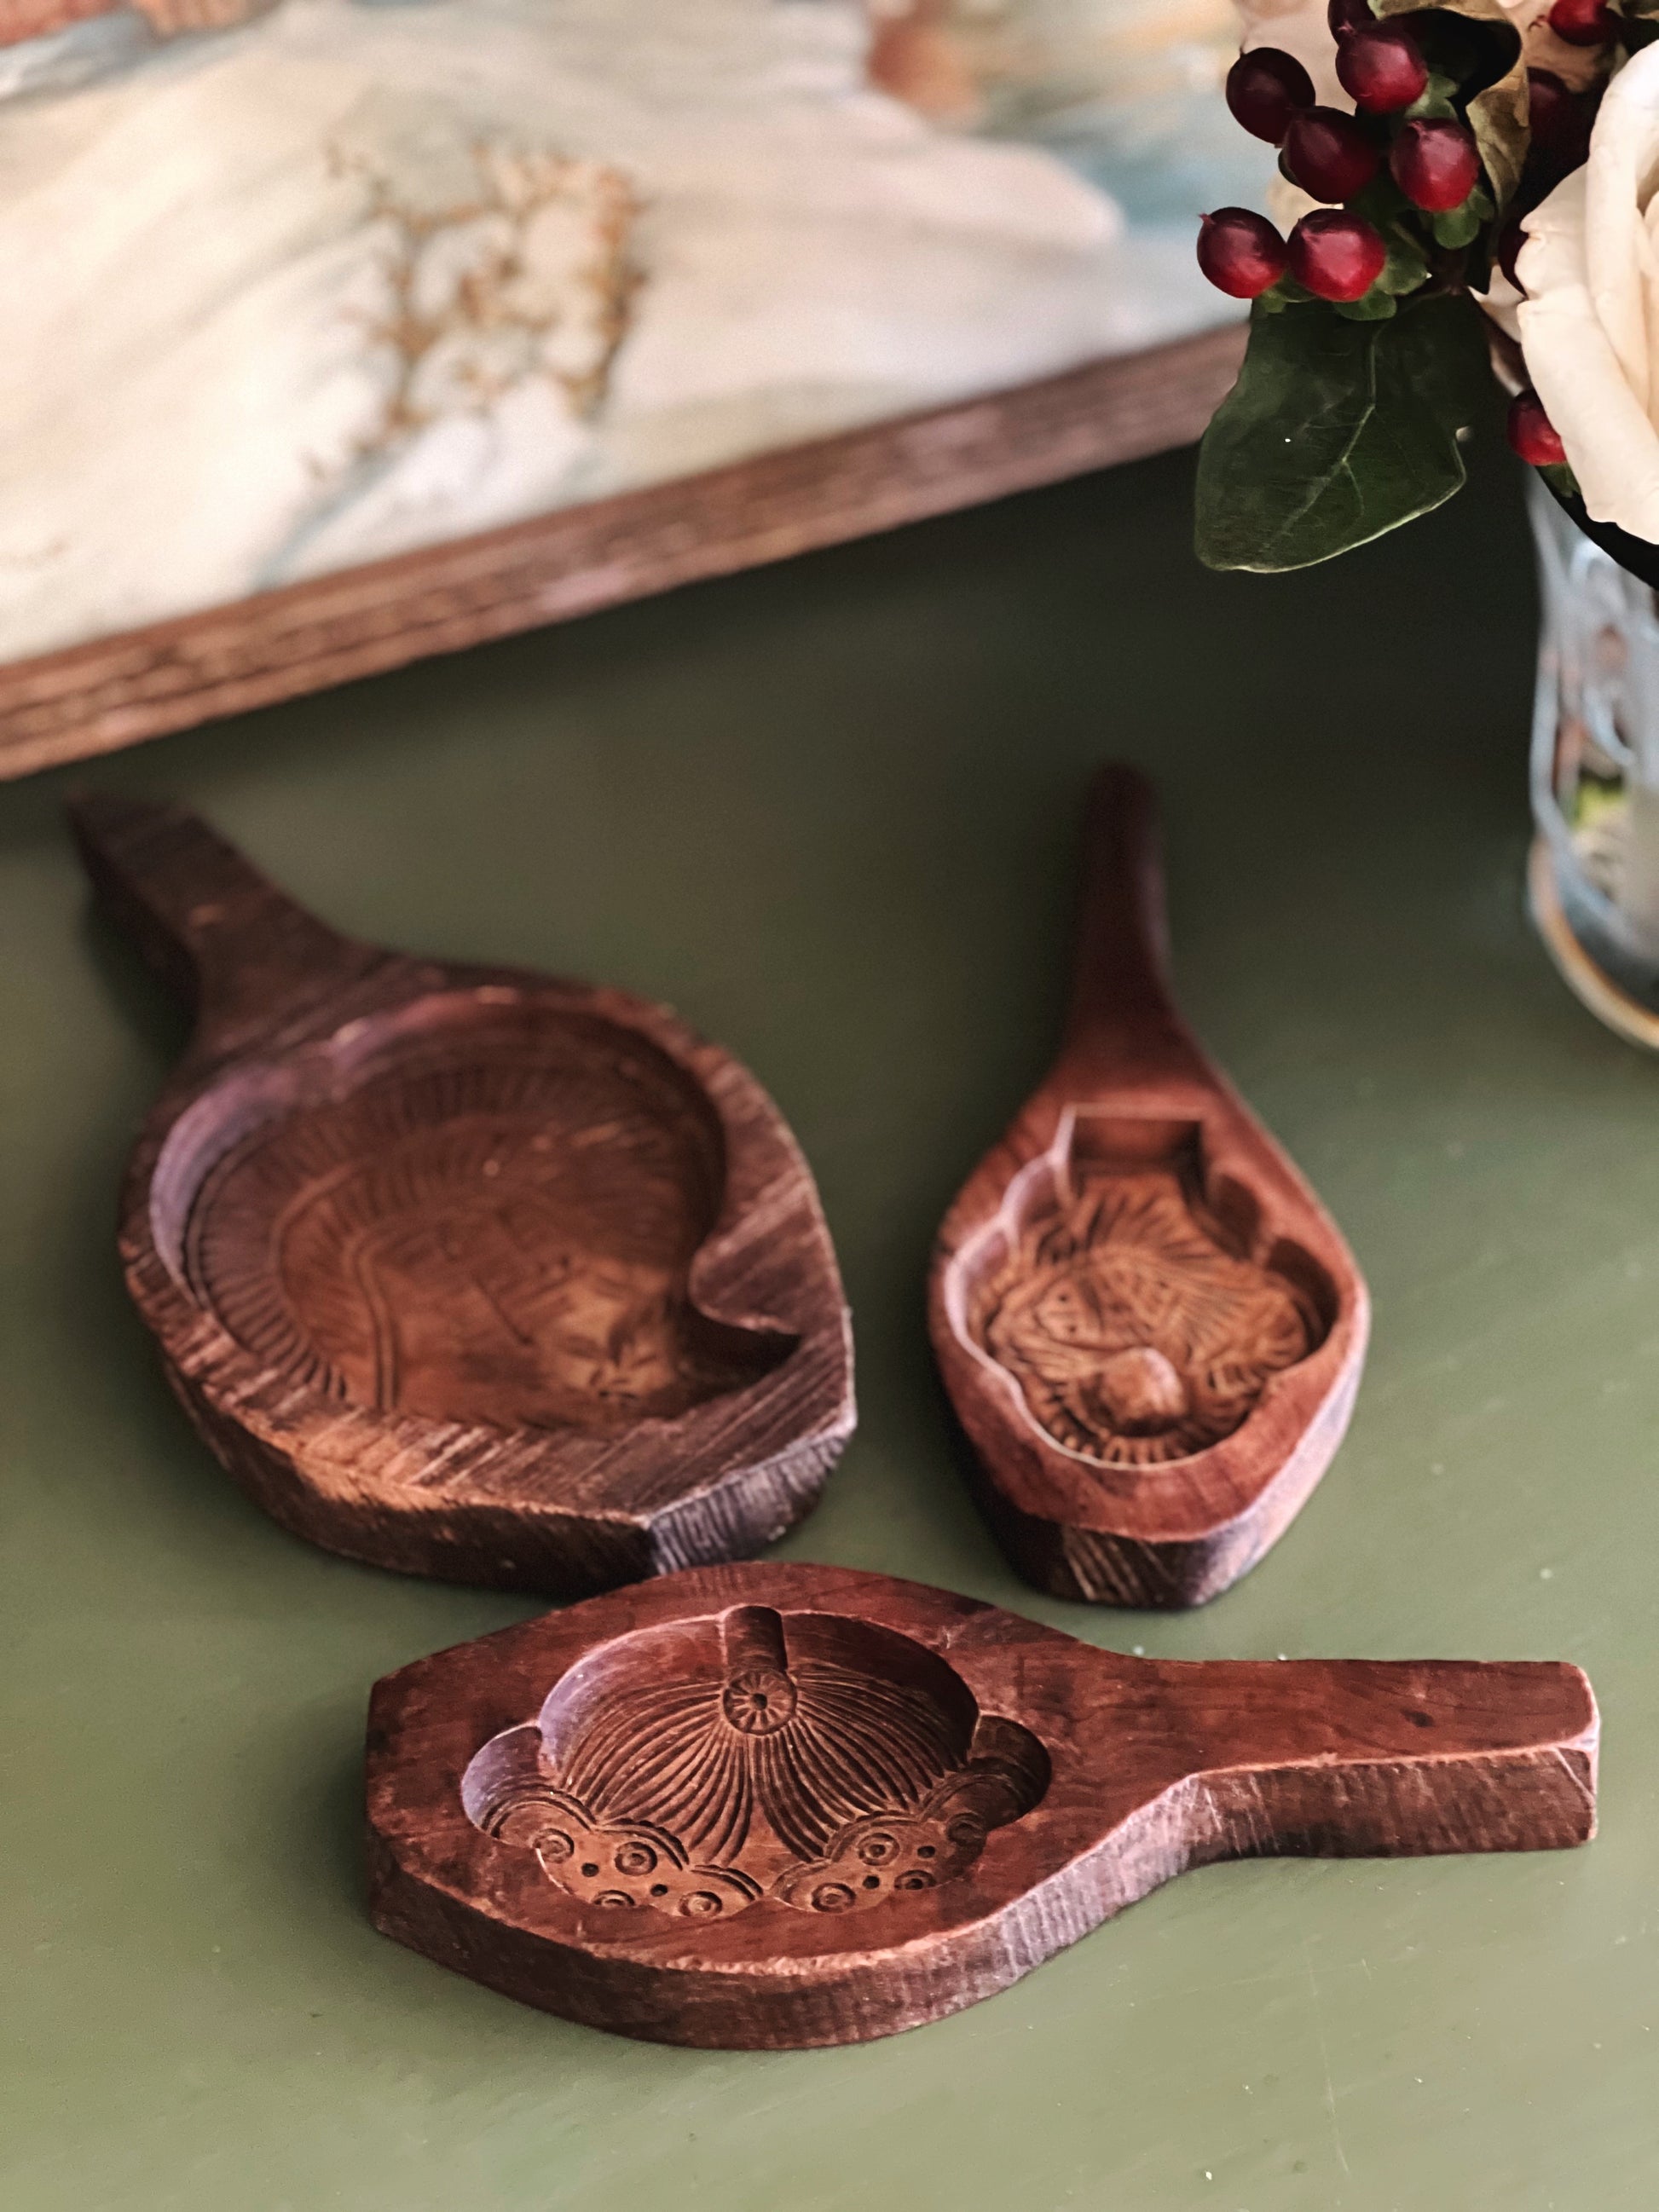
[
  {"xmin": 365, "ymin": 1560, "xmax": 1598, "ymax": 2048},
  {"xmin": 929, "ymin": 767, "xmax": 1370, "ymax": 1608},
  {"xmin": 71, "ymin": 796, "xmax": 854, "ymax": 1593}
]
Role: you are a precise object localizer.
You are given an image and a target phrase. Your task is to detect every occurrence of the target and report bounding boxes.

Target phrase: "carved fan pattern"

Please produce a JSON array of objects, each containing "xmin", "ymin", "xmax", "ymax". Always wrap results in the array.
[
  {"xmin": 970, "ymin": 1167, "xmax": 1320, "ymax": 1467},
  {"xmin": 466, "ymin": 1608, "xmax": 1046, "ymax": 1919},
  {"xmin": 184, "ymin": 1031, "xmax": 783, "ymax": 1429}
]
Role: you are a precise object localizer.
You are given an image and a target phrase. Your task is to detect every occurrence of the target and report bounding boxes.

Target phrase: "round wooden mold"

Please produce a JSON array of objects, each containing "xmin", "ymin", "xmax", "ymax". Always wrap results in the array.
[
  {"xmin": 366, "ymin": 1562, "xmax": 1598, "ymax": 2048},
  {"xmin": 929, "ymin": 769, "xmax": 1368, "ymax": 1608},
  {"xmin": 461, "ymin": 1602, "xmax": 1049, "ymax": 1925},
  {"xmin": 72, "ymin": 796, "xmax": 854, "ymax": 1591}
]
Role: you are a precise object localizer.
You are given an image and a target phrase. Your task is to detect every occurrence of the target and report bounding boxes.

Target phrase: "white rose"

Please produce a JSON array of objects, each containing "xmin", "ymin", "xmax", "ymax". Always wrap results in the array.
[{"xmin": 1517, "ymin": 43, "xmax": 1659, "ymax": 542}]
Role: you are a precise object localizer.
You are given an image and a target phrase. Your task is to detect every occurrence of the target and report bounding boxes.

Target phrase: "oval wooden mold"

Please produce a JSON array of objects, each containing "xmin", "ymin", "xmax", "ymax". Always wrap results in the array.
[
  {"xmin": 928, "ymin": 766, "xmax": 1369, "ymax": 1608},
  {"xmin": 365, "ymin": 1560, "xmax": 1598, "ymax": 2048},
  {"xmin": 72, "ymin": 795, "xmax": 854, "ymax": 1593}
]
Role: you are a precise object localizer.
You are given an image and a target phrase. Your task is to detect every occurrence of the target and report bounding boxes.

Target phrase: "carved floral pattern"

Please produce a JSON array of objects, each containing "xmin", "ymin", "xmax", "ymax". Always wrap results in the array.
[
  {"xmin": 466, "ymin": 1608, "xmax": 1046, "ymax": 1919},
  {"xmin": 187, "ymin": 1027, "xmax": 781, "ymax": 1429},
  {"xmin": 970, "ymin": 1166, "xmax": 1321, "ymax": 1467}
]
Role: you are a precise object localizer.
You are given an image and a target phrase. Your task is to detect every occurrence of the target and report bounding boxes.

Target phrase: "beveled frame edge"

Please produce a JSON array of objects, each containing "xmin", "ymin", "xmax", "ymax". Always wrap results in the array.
[
  {"xmin": 0, "ymin": 325, "xmax": 1246, "ymax": 778},
  {"xmin": 112, "ymin": 967, "xmax": 856, "ymax": 1585}
]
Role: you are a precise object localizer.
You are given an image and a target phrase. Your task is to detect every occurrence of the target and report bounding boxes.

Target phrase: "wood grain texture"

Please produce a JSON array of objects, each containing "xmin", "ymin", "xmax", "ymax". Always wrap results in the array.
[
  {"xmin": 70, "ymin": 795, "xmax": 854, "ymax": 1592},
  {"xmin": 928, "ymin": 766, "xmax": 1370, "ymax": 1608},
  {"xmin": 365, "ymin": 1559, "xmax": 1598, "ymax": 2048},
  {"xmin": 0, "ymin": 326, "xmax": 1245, "ymax": 780}
]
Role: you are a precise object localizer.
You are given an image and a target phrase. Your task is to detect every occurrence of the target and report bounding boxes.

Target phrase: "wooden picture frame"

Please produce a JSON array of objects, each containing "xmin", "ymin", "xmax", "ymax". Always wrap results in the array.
[
  {"xmin": 0, "ymin": 323, "xmax": 1242, "ymax": 781},
  {"xmin": 4, "ymin": 0, "xmax": 1268, "ymax": 779}
]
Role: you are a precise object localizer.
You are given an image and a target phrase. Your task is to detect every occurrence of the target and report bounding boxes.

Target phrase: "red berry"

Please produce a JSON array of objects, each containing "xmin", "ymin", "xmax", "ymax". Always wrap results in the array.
[
  {"xmin": 1528, "ymin": 70, "xmax": 1593, "ymax": 176},
  {"xmin": 1197, "ymin": 208, "xmax": 1291, "ymax": 297},
  {"xmin": 1337, "ymin": 22, "xmax": 1430, "ymax": 111},
  {"xmin": 1226, "ymin": 48, "xmax": 1317, "ymax": 144},
  {"xmin": 1547, "ymin": 0, "xmax": 1616, "ymax": 44},
  {"xmin": 1288, "ymin": 209, "xmax": 1390, "ymax": 300},
  {"xmin": 1528, "ymin": 68, "xmax": 1569, "ymax": 139},
  {"xmin": 1282, "ymin": 107, "xmax": 1383, "ymax": 202},
  {"xmin": 1507, "ymin": 390, "xmax": 1567, "ymax": 467},
  {"xmin": 1390, "ymin": 117, "xmax": 1482, "ymax": 211},
  {"xmin": 1327, "ymin": 0, "xmax": 1377, "ymax": 36}
]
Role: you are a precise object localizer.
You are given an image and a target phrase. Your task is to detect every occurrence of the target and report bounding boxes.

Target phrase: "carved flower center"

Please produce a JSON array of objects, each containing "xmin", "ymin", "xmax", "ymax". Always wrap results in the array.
[{"xmin": 721, "ymin": 1666, "xmax": 798, "ymax": 1734}]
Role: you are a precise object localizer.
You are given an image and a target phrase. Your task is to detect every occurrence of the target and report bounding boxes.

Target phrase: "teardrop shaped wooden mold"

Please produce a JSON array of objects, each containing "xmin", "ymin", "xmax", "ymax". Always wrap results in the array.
[
  {"xmin": 71, "ymin": 795, "xmax": 854, "ymax": 1593},
  {"xmin": 928, "ymin": 766, "xmax": 1369, "ymax": 1607},
  {"xmin": 365, "ymin": 1560, "xmax": 1597, "ymax": 2047}
]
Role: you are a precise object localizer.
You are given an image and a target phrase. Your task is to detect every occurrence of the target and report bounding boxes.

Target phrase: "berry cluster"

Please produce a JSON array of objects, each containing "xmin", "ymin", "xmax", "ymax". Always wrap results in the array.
[
  {"xmin": 1201, "ymin": 0, "xmax": 1485, "ymax": 309},
  {"xmin": 1197, "ymin": 0, "xmax": 1635, "ymax": 468}
]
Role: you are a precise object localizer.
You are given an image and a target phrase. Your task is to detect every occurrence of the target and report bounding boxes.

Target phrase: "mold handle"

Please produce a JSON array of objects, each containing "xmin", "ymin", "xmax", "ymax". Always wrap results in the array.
[
  {"xmin": 1184, "ymin": 1657, "xmax": 1599, "ymax": 1858},
  {"xmin": 69, "ymin": 794, "xmax": 364, "ymax": 1044},
  {"xmin": 1060, "ymin": 764, "xmax": 1207, "ymax": 1083}
]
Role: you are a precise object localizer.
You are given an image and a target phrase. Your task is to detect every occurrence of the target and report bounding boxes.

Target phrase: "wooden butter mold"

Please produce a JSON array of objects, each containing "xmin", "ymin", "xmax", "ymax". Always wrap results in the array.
[
  {"xmin": 365, "ymin": 1560, "xmax": 1598, "ymax": 2049},
  {"xmin": 930, "ymin": 766, "xmax": 1369, "ymax": 1607},
  {"xmin": 72, "ymin": 794, "xmax": 854, "ymax": 1593}
]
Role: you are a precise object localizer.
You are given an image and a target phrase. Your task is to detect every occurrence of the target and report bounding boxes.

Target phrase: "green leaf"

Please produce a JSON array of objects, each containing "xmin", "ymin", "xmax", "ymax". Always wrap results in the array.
[
  {"xmin": 1379, "ymin": 236, "xmax": 1431, "ymax": 294},
  {"xmin": 1194, "ymin": 291, "xmax": 1494, "ymax": 573},
  {"xmin": 1406, "ymin": 71, "xmax": 1460, "ymax": 120},
  {"xmin": 1350, "ymin": 174, "xmax": 1413, "ymax": 229},
  {"xmin": 1335, "ymin": 288, "xmax": 1399, "ymax": 320},
  {"xmin": 1432, "ymin": 199, "xmax": 1484, "ymax": 248},
  {"xmin": 1255, "ymin": 273, "xmax": 1319, "ymax": 315}
]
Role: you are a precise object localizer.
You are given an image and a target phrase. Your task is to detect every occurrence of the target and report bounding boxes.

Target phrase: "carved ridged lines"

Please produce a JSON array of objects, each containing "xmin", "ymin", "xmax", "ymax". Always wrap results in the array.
[
  {"xmin": 182, "ymin": 1033, "xmax": 772, "ymax": 1428},
  {"xmin": 560, "ymin": 1664, "xmax": 967, "ymax": 1864},
  {"xmin": 972, "ymin": 1168, "xmax": 1321, "ymax": 1469}
]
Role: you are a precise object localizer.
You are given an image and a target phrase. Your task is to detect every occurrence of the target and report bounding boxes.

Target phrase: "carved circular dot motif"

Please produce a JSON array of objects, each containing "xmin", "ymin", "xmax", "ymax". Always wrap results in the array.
[
  {"xmin": 720, "ymin": 1667, "xmax": 798, "ymax": 1736},
  {"xmin": 465, "ymin": 1608, "xmax": 1052, "ymax": 1926}
]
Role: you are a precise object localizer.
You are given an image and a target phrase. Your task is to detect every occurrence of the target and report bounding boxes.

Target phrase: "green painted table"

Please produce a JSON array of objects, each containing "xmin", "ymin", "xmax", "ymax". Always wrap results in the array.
[{"xmin": 3, "ymin": 443, "xmax": 1655, "ymax": 2210}]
